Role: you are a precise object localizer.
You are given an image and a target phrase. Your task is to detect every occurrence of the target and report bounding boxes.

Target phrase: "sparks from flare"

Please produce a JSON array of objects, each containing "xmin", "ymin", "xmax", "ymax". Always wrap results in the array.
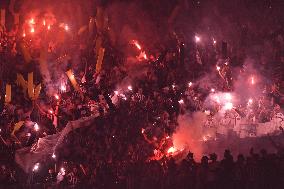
[
  {"xmin": 178, "ymin": 99, "xmax": 184, "ymax": 104},
  {"xmin": 224, "ymin": 102, "xmax": 233, "ymax": 110},
  {"xmin": 251, "ymin": 76, "xmax": 255, "ymax": 85},
  {"xmin": 54, "ymin": 94, "xmax": 60, "ymax": 100},
  {"xmin": 132, "ymin": 40, "xmax": 142, "ymax": 50},
  {"xmin": 167, "ymin": 146, "xmax": 177, "ymax": 154},
  {"xmin": 34, "ymin": 123, "xmax": 39, "ymax": 131},
  {"xmin": 195, "ymin": 35, "xmax": 200, "ymax": 43},
  {"xmin": 29, "ymin": 18, "xmax": 35, "ymax": 25},
  {"xmin": 60, "ymin": 84, "xmax": 66, "ymax": 92},
  {"xmin": 33, "ymin": 163, "xmax": 39, "ymax": 171},
  {"xmin": 64, "ymin": 25, "xmax": 69, "ymax": 31}
]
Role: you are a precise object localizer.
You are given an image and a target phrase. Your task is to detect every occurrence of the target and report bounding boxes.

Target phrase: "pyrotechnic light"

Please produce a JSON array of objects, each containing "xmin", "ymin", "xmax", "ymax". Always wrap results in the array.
[
  {"xmin": 23, "ymin": 32, "xmax": 26, "ymax": 37},
  {"xmin": 248, "ymin": 98, "xmax": 253, "ymax": 105},
  {"xmin": 195, "ymin": 35, "xmax": 200, "ymax": 43},
  {"xmin": 188, "ymin": 82, "xmax": 193, "ymax": 87},
  {"xmin": 54, "ymin": 94, "xmax": 60, "ymax": 100},
  {"xmin": 43, "ymin": 20, "xmax": 46, "ymax": 26},
  {"xmin": 214, "ymin": 95, "xmax": 221, "ymax": 103},
  {"xmin": 64, "ymin": 25, "xmax": 69, "ymax": 31},
  {"xmin": 47, "ymin": 25, "xmax": 51, "ymax": 30},
  {"xmin": 60, "ymin": 167, "xmax": 66, "ymax": 175},
  {"xmin": 52, "ymin": 153, "xmax": 56, "ymax": 159},
  {"xmin": 166, "ymin": 136, "xmax": 170, "ymax": 139},
  {"xmin": 216, "ymin": 66, "xmax": 221, "ymax": 71},
  {"xmin": 60, "ymin": 84, "xmax": 66, "ymax": 92},
  {"xmin": 29, "ymin": 18, "xmax": 35, "ymax": 25},
  {"xmin": 213, "ymin": 39, "xmax": 217, "ymax": 44},
  {"xmin": 225, "ymin": 93, "xmax": 232, "ymax": 101},
  {"xmin": 225, "ymin": 62, "xmax": 228, "ymax": 65},
  {"xmin": 33, "ymin": 163, "xmax": 39, "ymax": 171},
  {"xmin": 211, "ymin": 88, "xmax": 215, "ymax": 93},
  {"xmin": 251, "ymin": 77, "xmax": 255, "ymax": 85},
  {"xmin": 49, "ymin": 110, "xmax": 54, "ymax": 114},
  {"xmin": 132, "ymin": 40, "xmax": 142, "ymax": 50},
  {"xmin": 142, "ymin": 52, "xmax": 147, "ymax": 60},
  {"xmin": 34, "ymin": 123, "xmax": 39, "ymax": 131},
  {"xmin": 167, "ymin": 146, "xmax": 177, "ymax": 154},
  {"xmin": 224, "ymin": 102, "xmax": 233, "ymax": 110},
  {"xmin": 141, "ymin": 128, "xmax": 145, "ymax": 134},
  {"xmin": 30, "ymin": 27, "xmax": 35, "ymax": 33},
  {"xmin": 178, "ymin": 99, "xmax": 184, "ymax": 104},
  {"xmin": 127, "ymin": 85, "xmax": 132, "ymax": 91},
  {"xmin": 204, "ymin": 110, "xmax": 210, "ymax": 115}
]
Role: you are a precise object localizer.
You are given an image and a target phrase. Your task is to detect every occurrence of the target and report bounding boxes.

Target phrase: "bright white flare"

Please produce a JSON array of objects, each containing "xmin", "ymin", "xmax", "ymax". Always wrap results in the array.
[
  {"xmin": 225, "ymin": 93, "xmax": 232, "ymax": 101},
  {"xmin": 178, "ymin": 99, "xmax": 184, "ymax": 104},
  {"xmin": 167, "ymin": 146, "xmax": 177, "ymax": 154},
  {"xmin": 33, "ymin": 163, "xmax": 39, "ymax": 171},
  {"xmin": 195, "ymin": 36, "xmax": 200, "ymax": 42},
  {"xmin": 34, "ymin": 123, "xmax": 39, "ymax": 131},
  {"xmin": 224, "ymin": 102, "xmax": 233, "ymax": 110}
]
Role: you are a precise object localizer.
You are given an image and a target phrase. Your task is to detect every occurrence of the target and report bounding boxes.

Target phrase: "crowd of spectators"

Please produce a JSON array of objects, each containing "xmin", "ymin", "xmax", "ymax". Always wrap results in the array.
[{"xmin": 1, "ymin": 1, "xmax": 284, "ymax": 188}]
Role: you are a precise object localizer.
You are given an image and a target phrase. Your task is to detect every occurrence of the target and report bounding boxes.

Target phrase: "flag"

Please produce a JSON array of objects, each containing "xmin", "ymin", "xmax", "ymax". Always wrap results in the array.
[
  {"xmin": 0, "ymin": 9, "xmax": 5, "ymax": 26},
  {"xmin": 28, "ymin": 72, "xmax": 34, "ymax": 99},
  {"xmin": 12, "ymin": 121, "xmax": 25, "ymax": 136},
  {"xmin": 5, "ymin": 84, "xmax": 11, "ymax": 103},
  {"xmin": 19, "ymin": 43, "xmax": 32, "ymax": 63},
  {"xmin": 15, "ymin": 116, "xmax": 98, "ymax": 173},
  {"xmin": 66, "ymin": 70, "xmax": 80, "ymax": 91},
  {"xmin": 33, "ymin": 84, "xmax": 42, "ymax": 100},
  {"xmin": 96, "ymin": 48, "xmax": 105, "ymax": 73}
]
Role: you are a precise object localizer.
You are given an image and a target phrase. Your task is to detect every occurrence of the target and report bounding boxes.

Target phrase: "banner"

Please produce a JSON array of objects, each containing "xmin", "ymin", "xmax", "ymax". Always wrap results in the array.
[
  {"xmin": 66, "ymin": 70, "xmax": 80, "ymax": 91},
  {"xmin": 33, "ymin": 84, "xmax": 42, "ymax": 100},
  {"xmin": 15, "ymin": 116, "xmax": 97, "ymax": 173},
  {"xmin": 14, "ymin": 13, "xmax": 19, "ymax": 25},
  {"xmin": 5, "ymin": 84, "xmax": 12, "ymax": 103},
  {"xmin": 12, "ymin": 121, "xmax": 25, "ymax": 136},
  {"xmin": 96, "ymin": 7, "xmax": 105, "ymax": 32},
  {"xmin": 19, "ymin": 43, "xmax": 32, "ymax": 63},
  {"xmin": 28, "ymin": 72, "xmax": 34, "ymax": 99},
  {"xmin": 0, "ymin": 9, "xmax": 5, "ymax": 26},
  {"xmin": 96, "ymin": 48, "xmax": 105, "ymax": 73}
]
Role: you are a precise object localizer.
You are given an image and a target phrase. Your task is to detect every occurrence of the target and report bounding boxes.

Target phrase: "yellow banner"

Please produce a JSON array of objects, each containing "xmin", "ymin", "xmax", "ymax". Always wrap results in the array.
[
  {"xmin": 0, "ymin": 9, "xmax": 5, "ymax": 26},
  {"xmin": 19, "ymin": 43, "xmax": 32, "ymax": 63},
  {"xmin": 28, "ymin": 72, "xmax": 34, "ymax": 99},
  {"xmin": 12, "ymin": 121, "xmax": 25, "ymax": 136},
  {"xmin": 33, "ymin": 84, "xmax": 42, "ymax": 100},
  {"xmin": 66, "ymin": 70, "xmax": 80, "ymax": 91},
  {"xmin": 96, "ymin": 48, "xmax": 105, "ymax": 73},
  {"xmin": 5, "ymin": 84, "xmax": 11, "ymax": 103}
]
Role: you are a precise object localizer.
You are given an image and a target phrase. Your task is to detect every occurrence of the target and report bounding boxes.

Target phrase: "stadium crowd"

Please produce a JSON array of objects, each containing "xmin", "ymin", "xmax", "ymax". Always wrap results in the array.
[{"xmin": 1, "ymin": 0, "xmax": 284, "ymax": 188}]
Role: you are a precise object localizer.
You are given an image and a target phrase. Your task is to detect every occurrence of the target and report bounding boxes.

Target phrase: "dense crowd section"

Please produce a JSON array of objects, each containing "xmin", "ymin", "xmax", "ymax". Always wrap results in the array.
[{"xmin": 0, "ymin": 0, "xmax": 284, "ymax": 188}]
